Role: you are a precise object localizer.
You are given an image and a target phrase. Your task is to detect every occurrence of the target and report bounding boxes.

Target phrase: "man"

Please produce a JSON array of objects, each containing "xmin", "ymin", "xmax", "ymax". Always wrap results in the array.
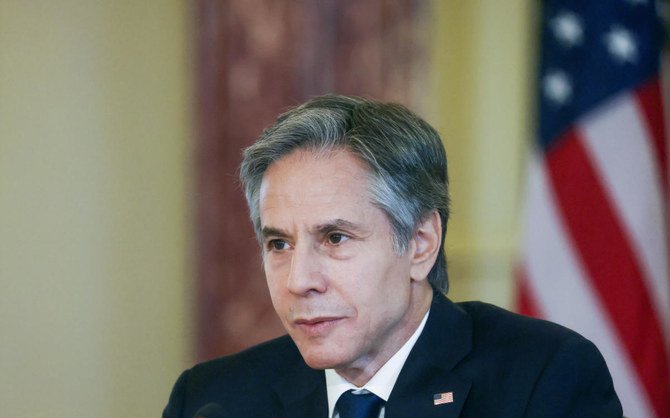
[{"xmin": 164, "ymin": 95, "xmax": 622, "ymax": 417}]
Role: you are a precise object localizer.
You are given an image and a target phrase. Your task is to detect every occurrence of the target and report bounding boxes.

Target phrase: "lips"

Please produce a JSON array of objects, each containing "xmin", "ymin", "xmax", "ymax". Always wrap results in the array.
[{"xmin": 293, "ymin": 316, "xmax": 345, "ymax": 337}]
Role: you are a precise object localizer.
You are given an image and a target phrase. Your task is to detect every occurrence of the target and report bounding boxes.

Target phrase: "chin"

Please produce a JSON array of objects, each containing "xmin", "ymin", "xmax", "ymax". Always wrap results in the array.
[{"xmin": 297, "ymin": 345, "xmax": 350, "ymax": 370}]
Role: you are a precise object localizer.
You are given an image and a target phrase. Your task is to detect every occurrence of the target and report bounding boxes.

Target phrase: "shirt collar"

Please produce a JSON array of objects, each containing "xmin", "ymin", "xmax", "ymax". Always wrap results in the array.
[{"xmin": 325, "ymin": 309, "xmax": 430, "ymax": 417}]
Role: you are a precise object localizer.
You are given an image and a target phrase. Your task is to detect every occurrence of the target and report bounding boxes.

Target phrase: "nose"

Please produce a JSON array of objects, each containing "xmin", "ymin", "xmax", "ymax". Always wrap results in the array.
[{"xmin": 286, "ymin": 242, "xmax": 327, "ymax": 295}]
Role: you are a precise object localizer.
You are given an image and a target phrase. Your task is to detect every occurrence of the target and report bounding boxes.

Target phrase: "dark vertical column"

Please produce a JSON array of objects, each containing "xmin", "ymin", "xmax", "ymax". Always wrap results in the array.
[{"xmin": 196, "ymin": 0, "xmax": 427, "ymax": 361}]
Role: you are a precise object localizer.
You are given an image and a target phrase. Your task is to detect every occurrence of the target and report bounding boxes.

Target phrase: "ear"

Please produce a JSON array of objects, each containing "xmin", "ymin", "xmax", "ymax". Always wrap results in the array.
[{"xmin": 409, "ymin": 210, "xmax": 442, "ymax": 282}]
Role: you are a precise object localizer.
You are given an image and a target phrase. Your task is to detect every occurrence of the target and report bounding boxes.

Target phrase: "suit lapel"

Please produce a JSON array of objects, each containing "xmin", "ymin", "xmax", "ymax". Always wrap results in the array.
[
  {"xmin": 385, "ymin": 294, "xmax": 473, "ymax": 418},
  {"xmin": 272, "ymin": 358, "xmax": 328, "ymax": 418}
]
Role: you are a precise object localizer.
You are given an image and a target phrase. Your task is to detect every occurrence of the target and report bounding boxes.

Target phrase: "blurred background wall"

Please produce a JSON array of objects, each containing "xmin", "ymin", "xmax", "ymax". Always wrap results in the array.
[
  {"xmin": 433, "ymin": 0, "xmax": 534, "ymax": 309},
  {"xmin": 0, "ymin": 1, "xmax": 533, "ymax": 415},
  {"xmin": 1, "ymin": 1, "xmax": 192, "ymax": 416}
]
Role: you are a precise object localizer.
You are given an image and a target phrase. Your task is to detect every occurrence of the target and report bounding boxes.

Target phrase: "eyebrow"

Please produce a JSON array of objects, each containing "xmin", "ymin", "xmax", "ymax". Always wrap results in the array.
[
  {"xmin": 261, "ymin": 226, "xmax": 289, "ymax": 239},
  {"xmin": 314, "ymin": 218, "xmax": 364, "ymax": 235}
]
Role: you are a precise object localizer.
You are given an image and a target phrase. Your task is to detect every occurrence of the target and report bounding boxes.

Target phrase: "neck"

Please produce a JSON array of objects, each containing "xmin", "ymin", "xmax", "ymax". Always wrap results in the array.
[{"xmin": 335, "ymin": 283, "xmax": 433, "ymax": 387}]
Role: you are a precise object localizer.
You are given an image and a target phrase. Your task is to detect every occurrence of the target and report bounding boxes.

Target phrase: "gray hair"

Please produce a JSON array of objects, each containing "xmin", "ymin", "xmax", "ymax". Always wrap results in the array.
[{"xmin": 239, "ymin": 95, "xmax": 450, "ymax": 293}]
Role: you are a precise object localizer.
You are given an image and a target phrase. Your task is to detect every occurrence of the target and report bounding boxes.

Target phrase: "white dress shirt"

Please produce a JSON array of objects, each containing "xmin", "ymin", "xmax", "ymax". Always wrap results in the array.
[{"xmin": 325, "ymin": 310, "xmax": 429, "ymax": 418}]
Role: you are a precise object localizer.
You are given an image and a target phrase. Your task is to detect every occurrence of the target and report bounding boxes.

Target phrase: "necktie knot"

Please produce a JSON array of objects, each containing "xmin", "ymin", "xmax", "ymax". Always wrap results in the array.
[{"xmin": 335, "ymin": 389, "xmax": 385, "ymax": 418}]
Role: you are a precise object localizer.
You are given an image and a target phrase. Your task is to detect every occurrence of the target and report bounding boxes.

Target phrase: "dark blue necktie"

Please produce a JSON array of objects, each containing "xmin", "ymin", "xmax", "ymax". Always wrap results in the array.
[{"xmin": 335, "ymin": 389, "xmax": 385, "ymax": 418}]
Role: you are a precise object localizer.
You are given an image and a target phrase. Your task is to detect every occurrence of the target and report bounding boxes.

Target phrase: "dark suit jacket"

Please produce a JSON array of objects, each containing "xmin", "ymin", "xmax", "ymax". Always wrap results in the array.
[{"xmin": 163, "ymin": 293, "xmax": 622, "ymax": 417}]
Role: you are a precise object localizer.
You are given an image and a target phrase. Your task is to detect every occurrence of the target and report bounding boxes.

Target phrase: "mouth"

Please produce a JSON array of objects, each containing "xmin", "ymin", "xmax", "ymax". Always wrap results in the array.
[{"xmin": 293, "ymin": 316, "xmax": 345, "ymax": 337}]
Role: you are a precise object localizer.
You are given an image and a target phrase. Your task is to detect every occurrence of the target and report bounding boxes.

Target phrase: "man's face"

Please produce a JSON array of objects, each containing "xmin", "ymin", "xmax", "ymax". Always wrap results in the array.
[{"xmin": 259, "ymin": 149, "xmax": 423, "ymax": 376}]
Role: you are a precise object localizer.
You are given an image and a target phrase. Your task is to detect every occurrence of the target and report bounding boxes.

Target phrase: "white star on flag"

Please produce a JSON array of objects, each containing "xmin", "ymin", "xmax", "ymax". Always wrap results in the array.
[
  {"xmin": 550, "ymin": 11, "xmax": 584, "ymax": 47},
  {"xmin": 604, "ymin": 26, "xmax": 638, "ymax": 64},
  {"xmin": 543, "ymin": 70, "xmax": 572, "ymax": 105}
]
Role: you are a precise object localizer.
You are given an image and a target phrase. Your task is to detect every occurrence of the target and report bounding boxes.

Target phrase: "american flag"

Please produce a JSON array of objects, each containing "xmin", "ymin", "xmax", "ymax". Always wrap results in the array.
[
  {"xmin": 516, "ymin": 1, "xmax": 670, "ymax": 417},
  {"xmin": 433, "ymin": 391, "xmax": 454, "ymax": 406}
]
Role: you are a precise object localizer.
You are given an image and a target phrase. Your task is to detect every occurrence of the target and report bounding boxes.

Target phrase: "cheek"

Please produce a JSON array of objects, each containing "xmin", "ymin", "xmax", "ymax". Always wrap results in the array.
[
  {"xmin": 335, "ymin": 263, "xmax": 390, "ymax": 314},
  {"xmin": 353, "ymin": 258, "xmax": 411, "ymax": 313},
  {"xmin": 351, "ymin": 251, "xmax": 408, "ymax": 289},
  {"xmin": 264, "ymin": 263, "xmax": 287, "ymax": 306}
]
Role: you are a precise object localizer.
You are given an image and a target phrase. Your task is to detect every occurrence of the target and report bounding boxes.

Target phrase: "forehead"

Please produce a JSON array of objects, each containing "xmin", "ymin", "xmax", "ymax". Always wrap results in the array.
[{"xmin": 259, "ymin": 149, "xmax": 375, "ymax": 224}]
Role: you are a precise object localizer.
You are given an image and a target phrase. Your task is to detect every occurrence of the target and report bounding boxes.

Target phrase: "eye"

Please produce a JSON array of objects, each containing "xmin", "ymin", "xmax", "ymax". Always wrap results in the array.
[
  {"xmin": 327, "ymin": 233, "xmax": 349, "ymax": 245},
  {"xmin": 267, "ymin": 239, "xmax": 290, "ymax": 251}
]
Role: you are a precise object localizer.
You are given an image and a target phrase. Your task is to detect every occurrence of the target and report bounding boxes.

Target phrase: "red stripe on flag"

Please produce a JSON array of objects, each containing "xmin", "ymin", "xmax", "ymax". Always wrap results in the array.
[
  {"xmin": 515, "ymin": 266, "xmax": 543, "ymax": 318},
  {"xmin": 546, "ymin": 130, "xmax": 670, "ymax": 418},
  {"xmin": 635, "ymin": 78, "xmax": 669, "ymax": 193}
]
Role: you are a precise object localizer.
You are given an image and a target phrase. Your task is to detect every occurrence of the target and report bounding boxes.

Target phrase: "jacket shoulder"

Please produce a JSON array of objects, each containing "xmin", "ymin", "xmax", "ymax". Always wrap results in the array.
[
  {"xmin": 188, "ymin": 334, "xmax": 301, "ymax": 383},
  {"xmin": 163, "ymin": 335, "xmax": 302, "ymax": 418},
  {"xmin": 452, "ymin": 301, "xmax": 622, "ymax": 416},
  {"xmin": 456, "ymin": 300, "xmax": 583, "ymax": 348},
  {"xmin": 454, "ymin": 300, "xmax": 600, "ymax": 374}
]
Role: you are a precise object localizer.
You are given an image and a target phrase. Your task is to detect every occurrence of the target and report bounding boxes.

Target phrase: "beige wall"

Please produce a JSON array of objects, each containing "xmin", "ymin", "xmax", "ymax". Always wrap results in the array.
[
  {"xmin": 429, "ymin": 1, "xmax": 536, "ymax": 307},
  {"xmin": 0, "ymin": 1, "xmax": 192, "ymax": 416}
]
